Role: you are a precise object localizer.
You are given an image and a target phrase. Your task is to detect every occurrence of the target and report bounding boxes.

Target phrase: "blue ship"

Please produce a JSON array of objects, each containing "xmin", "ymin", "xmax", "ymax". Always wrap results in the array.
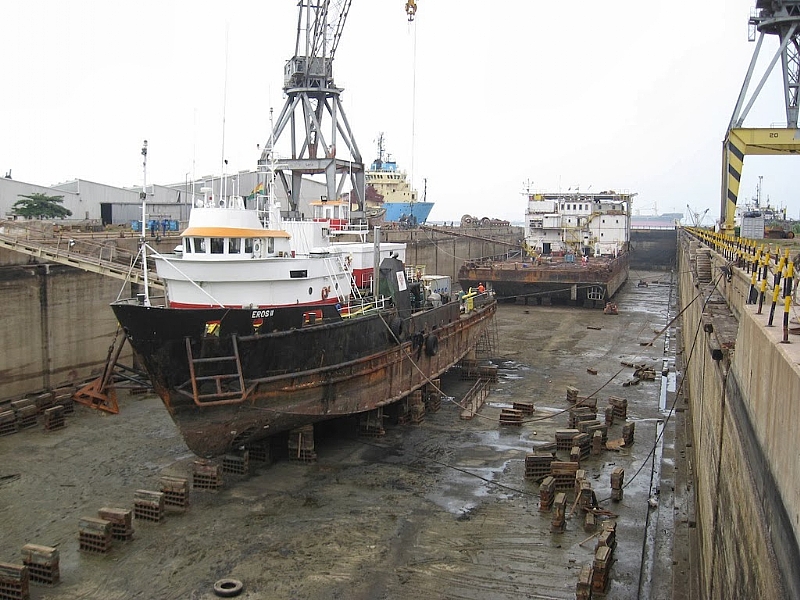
[
  {"xmin": 365, "ymin": 133, "xmax": 434, "ymax": 224},
  {"xmin": 383, "ymin": 201, "xmax": 435, "ymax": 223}
]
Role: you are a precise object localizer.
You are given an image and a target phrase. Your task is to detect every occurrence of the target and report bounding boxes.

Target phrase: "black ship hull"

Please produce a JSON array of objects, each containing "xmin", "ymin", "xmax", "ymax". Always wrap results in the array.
[{"xmin": 112, "ymin": 296, "xmax": 496, "ymax": 456}]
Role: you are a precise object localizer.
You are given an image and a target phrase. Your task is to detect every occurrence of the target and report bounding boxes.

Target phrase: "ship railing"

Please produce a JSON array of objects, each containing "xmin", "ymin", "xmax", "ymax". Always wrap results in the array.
[
  {"xmin": 323, "ymin": 255, "xmax": 360, "ymax": 304},
  {"xmin": 342, "ymin": 295, "xmax": 390, "ymax": 318},
  {"xmin": 114, "ymin": 294, "xmax": 168, "ymax": 307}
]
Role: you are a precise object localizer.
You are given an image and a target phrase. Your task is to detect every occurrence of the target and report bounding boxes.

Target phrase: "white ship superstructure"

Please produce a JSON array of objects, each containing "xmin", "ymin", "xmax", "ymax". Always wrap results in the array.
[{"xmin": 524, "ymin": 190, "xmax": 634, "ymax": 257}]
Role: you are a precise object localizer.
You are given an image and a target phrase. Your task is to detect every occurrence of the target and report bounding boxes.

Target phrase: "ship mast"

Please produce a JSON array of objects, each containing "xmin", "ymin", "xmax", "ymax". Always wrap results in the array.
[
  {"xmin": 258, "ymin": 0, "xmax": 364, "ymax": 221},
  {"xmin": 140, "ymin": 140, "xmax": 151, "ymax": 307}
]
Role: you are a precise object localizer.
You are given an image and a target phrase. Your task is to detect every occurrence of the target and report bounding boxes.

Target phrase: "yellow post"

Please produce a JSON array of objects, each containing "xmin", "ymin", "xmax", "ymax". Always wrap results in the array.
[
  {"xmin": 783, "ymin": 261, "xmax": 794, "ymax": 344},
  {"xmin": 767, "ymin": 253, "xmax": 787, "ymax": 327}
]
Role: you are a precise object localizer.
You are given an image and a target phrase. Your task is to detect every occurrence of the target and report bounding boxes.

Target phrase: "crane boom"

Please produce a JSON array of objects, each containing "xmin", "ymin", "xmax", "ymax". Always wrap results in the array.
[
  {"xmin": 258, "ymin": 0, "xmax": 364, "ymax": 218},
  {"xmin": 721, "ymin": 1, "xmax": 800, "ymax": 234}
]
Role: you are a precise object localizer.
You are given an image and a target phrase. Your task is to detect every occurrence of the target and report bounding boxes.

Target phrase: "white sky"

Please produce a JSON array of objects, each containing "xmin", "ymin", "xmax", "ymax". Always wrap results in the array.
[{"xmin": 2, "ymin": 0, "xmax": 797, "ymax": 224}]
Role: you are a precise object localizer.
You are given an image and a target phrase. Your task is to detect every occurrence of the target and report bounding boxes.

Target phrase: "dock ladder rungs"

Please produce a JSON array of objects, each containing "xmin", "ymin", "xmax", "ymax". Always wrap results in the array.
[{"xmin": 184, "ymin": 336, "xmax": 246, "ymax": 404}]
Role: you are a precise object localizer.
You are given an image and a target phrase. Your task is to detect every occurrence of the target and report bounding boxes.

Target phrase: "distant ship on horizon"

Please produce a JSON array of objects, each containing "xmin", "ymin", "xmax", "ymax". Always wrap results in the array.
[{"xmin": 364, "ymin": 133, "xmax": 434, "ymax": 225}]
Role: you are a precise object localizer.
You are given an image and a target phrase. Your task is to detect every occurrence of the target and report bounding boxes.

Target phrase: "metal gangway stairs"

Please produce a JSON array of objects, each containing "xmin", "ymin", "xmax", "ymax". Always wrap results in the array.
[{"xmin": 0, "ymin": 220, "xmax": 164, "ymax": 289}]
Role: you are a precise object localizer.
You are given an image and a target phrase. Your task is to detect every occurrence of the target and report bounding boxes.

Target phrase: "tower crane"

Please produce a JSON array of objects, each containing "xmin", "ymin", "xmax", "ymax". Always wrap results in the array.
[
  {"xmin": 721, "ymin": 0, "xmax": 800, "ymax": 234},
  {"xmin": 258, "ymin": 0, "xmax": 363, "ymax": 217}
]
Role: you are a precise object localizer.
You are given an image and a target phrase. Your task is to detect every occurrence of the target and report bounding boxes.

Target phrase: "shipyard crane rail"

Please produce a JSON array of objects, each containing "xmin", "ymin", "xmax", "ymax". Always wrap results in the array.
[{"xmin": 0, "ymin": 220, "xmax": 164, "ymax": 289}]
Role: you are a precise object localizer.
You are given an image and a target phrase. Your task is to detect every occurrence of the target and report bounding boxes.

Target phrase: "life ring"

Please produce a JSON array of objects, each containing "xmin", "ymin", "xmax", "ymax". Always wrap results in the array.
[
  {"xmin": 389, "ymin": 317, "xmax": 404, "ymax": 340},
  {"xmin": 321, "ymin": 286, "xmax": 330, "ymax": 300},
  {"xmin": 253, "ymin": 240, "xmax": 261, "ymax": 254},
  {"xmin": 424, "ymin": 334, "xmax": 439, "ymax": 356},
  {"xmin": 213, "ymin": 578, "xmax": 243, "ymax": 597}
]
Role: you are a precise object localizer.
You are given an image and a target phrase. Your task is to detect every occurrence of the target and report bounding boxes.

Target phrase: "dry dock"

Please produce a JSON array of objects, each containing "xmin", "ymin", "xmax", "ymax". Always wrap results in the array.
[{"xmin": 0, "ymin": 271, "xmax": 683, "ymax": 599}]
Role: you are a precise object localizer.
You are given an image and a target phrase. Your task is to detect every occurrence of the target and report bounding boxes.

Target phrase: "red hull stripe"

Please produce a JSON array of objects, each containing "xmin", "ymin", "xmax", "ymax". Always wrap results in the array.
[{"xmin": 168, "ymin": 298, "xmax": 343, "ymax": 309}]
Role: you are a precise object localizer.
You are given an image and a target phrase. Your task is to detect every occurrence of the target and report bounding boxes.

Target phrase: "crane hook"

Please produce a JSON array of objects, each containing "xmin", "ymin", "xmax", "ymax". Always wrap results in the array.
[{"xmin": 405, "ymin": 0, "xmax": 417, "ymax": 21}]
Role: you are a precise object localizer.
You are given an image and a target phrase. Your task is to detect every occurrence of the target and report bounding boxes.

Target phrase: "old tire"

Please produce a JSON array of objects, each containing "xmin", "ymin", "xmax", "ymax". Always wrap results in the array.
[
  {"xmin": 214, "ymin": 578, "xmax": 243, "ymax": 597},
  {"xmin": 390, "ymin": 318, "xmax": 404, "ymax": 340},
  {"xmin": 425, "ymin": 334, "xmax": 439, "ymax": 356}
]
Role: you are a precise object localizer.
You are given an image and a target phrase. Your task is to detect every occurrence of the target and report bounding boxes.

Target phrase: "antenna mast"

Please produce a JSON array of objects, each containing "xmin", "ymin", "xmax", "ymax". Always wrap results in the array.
[{"xmin": 140, "ymin": 140, "xmax": 151, "ymax": 307}]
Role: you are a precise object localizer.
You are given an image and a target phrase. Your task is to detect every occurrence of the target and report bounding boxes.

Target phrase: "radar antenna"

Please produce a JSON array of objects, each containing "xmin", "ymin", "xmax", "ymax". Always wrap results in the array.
[{"xmin": 258, "ymin": 0, "xmax": 364, "ymax": 218}]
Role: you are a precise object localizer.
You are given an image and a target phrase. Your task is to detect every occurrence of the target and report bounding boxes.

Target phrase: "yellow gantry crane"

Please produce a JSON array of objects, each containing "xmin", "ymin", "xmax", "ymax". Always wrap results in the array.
[{"xmin": 722, "ymin": 1, "xmax": 800, "ymax": 235}]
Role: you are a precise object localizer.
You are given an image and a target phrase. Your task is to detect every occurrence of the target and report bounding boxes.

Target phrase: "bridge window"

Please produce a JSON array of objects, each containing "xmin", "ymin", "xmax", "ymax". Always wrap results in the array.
[
  {"xmin": 244, "ymin": 238, "xmax": 254, "ymax": 253},
  {"xmin": 192, "ymin": 237, "xmax": 206, "ymax": 253},
  {"xmin": 229, "ymin": 238, "xmax": 241, "ymax": 254},
  {"xmin": 184, "ymin": 239, "xmax": 192, "ymax": 253},
  {"xmin": 210, "ymin": 238, "xmax": 224, "ymax": 254}
]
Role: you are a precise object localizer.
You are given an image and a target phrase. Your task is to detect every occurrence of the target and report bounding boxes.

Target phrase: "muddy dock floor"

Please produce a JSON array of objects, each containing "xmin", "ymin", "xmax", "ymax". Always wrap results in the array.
[{"xmin": 0, "ymin": 271, "xmax": 689, "ymax": 599}]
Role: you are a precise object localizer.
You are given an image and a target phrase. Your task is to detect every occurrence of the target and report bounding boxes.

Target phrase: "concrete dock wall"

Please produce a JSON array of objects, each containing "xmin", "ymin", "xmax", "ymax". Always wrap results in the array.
[
  {"xmin": 678, "ymin": 232, "xmax": 800, "ymax": 598},
  {"xmin": 0, "ymin": 263, "xmax": 127, "ymax": 399},
  {"xmin": 383, "ymin": 226, "xmax": 522, "ymax": 284}
]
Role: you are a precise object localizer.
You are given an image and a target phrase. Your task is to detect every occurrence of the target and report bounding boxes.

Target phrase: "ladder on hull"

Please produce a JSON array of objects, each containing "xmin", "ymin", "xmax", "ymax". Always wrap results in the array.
[{"xmin": 183, "ymin": 335, "xmax": 247, "ymax": 406}]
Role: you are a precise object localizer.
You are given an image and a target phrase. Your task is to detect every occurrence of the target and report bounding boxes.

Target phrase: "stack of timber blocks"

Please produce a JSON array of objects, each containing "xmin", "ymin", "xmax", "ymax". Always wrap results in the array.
[
  {"xmin": 160, "ymin": 476, "xmax": 189, "ymax": 511},
  {"xmin": 43, "ymin": 406, "xmax": 65, "ymax": 431},
  {"xmin": 245, "ymin": 441, "xmax": 272, "ymax": 464},
  {"xmin": 551, "ymin": 492, "xmax": 567, "ymax": 533},
  {"xmin": 622, "ymin": 422, "xmax": 635, "ymax": 446},
  {"xmin": 408, "ymin": 390, "xmax": 425, "ymax": 424},
  {"xmin": 11, "ymin": 400, "xmax": 37, "ymax": 430},
  {"xmin": 572, "ymin": 432, "xmax": 591, "ymax": 460},
  {"xmin": 592, "ymin": 521, "xmax": 617, "ymax": 594},
  {"xmin": 0, "ymin": 409, "xmax": 17, "ymax": 437},
  {"xmin": 611, "ymin": 468, "xmax": 624, "ymax": 502},
  {"xmin": 98, "ymin": 507, "xmax": 134, "ymax": 541},
  {"xmin": 499, "ymin": 408, "xmax": 524, "ymax": 426},
  {"xmin": 358, "ymin": 408, "xmax": 385, "ymax": 437},
  {"xmin": 555, "ymin": 429, "xmax": 580, "ymax": 452},
  {"xmin": 592, "ymin": 546, "xmax": 613, "ymax": 594},
  {"xmin": 538, "ymin": 476, "xmax": 556, "ymax": 512},
  {"xmin": 478, "ymin": 364, "xmax": 498, "ymax": 382},
  {"xmin": 53, "ymin": 387, "xmax": 75, "ymax": 414},
  {"xmin": 566, "ymin": 386, "xmax": 580, "ymax": 404},
  {"xmin": 576, "ymin": 563, "xmax": 593, "ymax": 600},
  {"xmin": 550, "ymin": 461, "xmax": 579, "ymax": 491},
  {"xmin": 604, "ymin": 406, "xmax": 615, "ymax": 426},
  {"xmin": 21, "ymin": 544, "xmax": 59, "ymax": 587},
  {"xmin": 512, "ymin": 401, "xmax": 534, "ymax": 416},
  {"xmin": 192, "ymin": 460, "xmax": 222, "ymax": 490},
  {"xmin": 78, "ymin": 517, "xmax": 113, "ymax": 554},
  {"xmin": 577, "ymin": 480, "xmax": 598, "ymax": 512},
  {"xmin": 288, "ymin": 425, "xmax": 317, "ymax": 463},
  {"xmin": 459, "ymin": 359, "xmax": 480, "ymax": 380},
  {"xmin": 569, "ymin": 406, "xmax": 597, "ymax": 429},
  {"xmin": 0, "ymin": 563, "xmax": 29, "ymax": 600},
  {"xmin": 525, "ymin": 451, "xmax": 554, "ymax": 482},
  {"xmin": 591, "ymin": 430, "xmax": 604, "ymax": 456},
  {"xmin": 34, "ymin": 392, "xmax": 55, "ymax": 414},
  {"xmin": 395, "ymin": 397, "xmax": 411, "ymax": 425},
  {"xmin": 609, "ymin": 396, "xmax": 627, "ymax": 420},
  {"xmin": 423, "ymin": 379, "xmax": 442, "ymax": 412},
  {"xmin": 133, "ymin": 490, "xmax": 165, "ymax": 523},
  {"xmin": 222, "ymin": 451, "xmax": 250, "ymax": 477}
]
